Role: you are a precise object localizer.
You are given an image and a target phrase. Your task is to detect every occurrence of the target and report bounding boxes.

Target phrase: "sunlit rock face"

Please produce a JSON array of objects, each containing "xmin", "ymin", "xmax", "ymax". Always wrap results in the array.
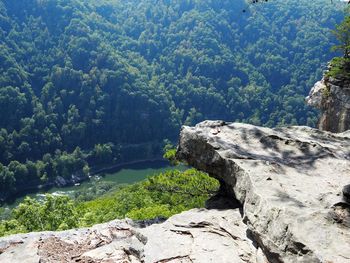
[
  {"xmin": 1, "ymin": 121, "xmax": 350, "ymax": 263},
  {"xmin": 307, "ymin": 71, "xmax": 350, "ymax": 133},
  {"xmin": 0, "ymin": 208, "xmax": 267, "ymax": 263},
  {"xmin": 177, "ymin": 121, "xmax": 350, "ymax": 263}
]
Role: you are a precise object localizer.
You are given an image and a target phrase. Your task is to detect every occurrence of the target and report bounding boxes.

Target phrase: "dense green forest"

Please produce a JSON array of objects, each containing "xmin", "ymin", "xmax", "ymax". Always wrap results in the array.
[
  {"xmin": 0, "ymin": 0, "xmax": 345, "ymax": 200},
  {"xmin": 0, "ymin": 169, "xmax": 219, "ymax": 236}
]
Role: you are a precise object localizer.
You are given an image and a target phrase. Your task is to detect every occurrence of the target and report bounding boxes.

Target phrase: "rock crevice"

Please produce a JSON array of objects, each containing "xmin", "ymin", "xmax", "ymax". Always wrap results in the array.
[{"xmin": 0, "ymin": 207, "xmax": 267, "ymax": 263}]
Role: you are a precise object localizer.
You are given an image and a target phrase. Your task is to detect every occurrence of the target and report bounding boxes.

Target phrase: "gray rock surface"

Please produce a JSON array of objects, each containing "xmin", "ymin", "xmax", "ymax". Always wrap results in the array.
[
  {"xmin": 141, "ymin": 208, "xmax": 268, "ymax": 263},
  {"xmin": 177, "ymin": 121, "xmax": 350, "ymax": 263},
  {"xmin": 0, "ymin": 208, "xmax": 267, "ymax": 263},
  {"xmin": 2, "ymin": 121, "xmax": 350, "ymax": 263},
  {"xmin": 307, "ymin": 71, "xmax": 350, "ymax": 132}
]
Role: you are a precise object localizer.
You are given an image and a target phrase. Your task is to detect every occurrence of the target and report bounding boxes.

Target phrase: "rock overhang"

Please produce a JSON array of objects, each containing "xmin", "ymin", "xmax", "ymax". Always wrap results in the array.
[{"xmin": 177, "ymin": 121, "xmax": 350, "ymax": 263}]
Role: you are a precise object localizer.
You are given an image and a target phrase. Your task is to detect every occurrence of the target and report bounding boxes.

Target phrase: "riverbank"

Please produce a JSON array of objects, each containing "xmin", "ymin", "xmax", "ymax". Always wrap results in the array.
[{"xmin": 0, "ymin": 158, "xmax": 169, "ymax": 206}]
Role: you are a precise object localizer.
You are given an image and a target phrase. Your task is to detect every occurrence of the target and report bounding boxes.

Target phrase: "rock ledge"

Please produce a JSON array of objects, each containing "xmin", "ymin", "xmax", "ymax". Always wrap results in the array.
[
  {"xmin": 0, "ymin": 207, "xmax": 267, "ymax": 263},
  {"xmin": 177, "ymin": 121, "xmax": 350, "ymax": 263},
  {"xmin": 1, "ymin": 121, "xmax": 349, "ymax": 263}
]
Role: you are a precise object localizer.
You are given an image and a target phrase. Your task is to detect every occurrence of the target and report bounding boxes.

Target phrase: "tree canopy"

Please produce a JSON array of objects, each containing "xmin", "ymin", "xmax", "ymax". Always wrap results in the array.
[
  {"xmin": 0, "ymin": 0, "xmax": 345, "ymax": 200},
  {"xmin": 332, "ymin": 15, "xmax": 350, "ymax": 58},
  {"xmin": 0, "ymin": 169, "xmax": 219, "ymax": 236}
]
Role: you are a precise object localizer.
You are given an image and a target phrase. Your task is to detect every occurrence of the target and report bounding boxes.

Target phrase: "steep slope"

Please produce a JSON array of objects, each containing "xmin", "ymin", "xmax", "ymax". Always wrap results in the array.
[
  {"xmin": 0, "ymin": 0, "xmax": 344, "ymax": 200},
  {"xmin": 307, "ymin": 59, "xmax": 350, "ymax": 132}
]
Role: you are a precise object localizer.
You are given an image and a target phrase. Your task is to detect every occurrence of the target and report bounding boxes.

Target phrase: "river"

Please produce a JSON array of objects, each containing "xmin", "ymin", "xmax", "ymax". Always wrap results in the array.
[{"xmin": 0, "ymin": 160, "xmax": 186, "ymax": 215}]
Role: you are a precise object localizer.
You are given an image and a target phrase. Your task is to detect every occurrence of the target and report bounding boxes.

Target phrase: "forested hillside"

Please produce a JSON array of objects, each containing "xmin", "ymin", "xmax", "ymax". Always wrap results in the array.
[
  {"xmin": 0, "ymin": 0, "xmax": 344, "ymax": 200},
  {"xmin": 0, "ymin": 169, "xmax": 220, "ymax": 236}
]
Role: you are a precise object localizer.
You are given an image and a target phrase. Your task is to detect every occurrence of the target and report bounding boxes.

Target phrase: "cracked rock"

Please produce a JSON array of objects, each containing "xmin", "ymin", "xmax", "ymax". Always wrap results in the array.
[
  {"xmin": 177, "ymin": 121, "xmax": 350, "ymax": 263},
  {"xmin": 0, "ymin": 208, "xmax": 267, "ymax": 263}
]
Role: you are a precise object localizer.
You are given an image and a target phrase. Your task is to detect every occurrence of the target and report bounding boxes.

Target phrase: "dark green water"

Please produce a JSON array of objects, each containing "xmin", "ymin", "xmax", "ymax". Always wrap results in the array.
[{"xmin": 1, "ymin": 160, "xmax": 186, "ymax": 212}]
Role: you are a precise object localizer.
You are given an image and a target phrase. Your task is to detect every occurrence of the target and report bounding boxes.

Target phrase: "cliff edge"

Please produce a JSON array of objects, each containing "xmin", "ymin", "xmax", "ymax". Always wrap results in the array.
[
  {"xmin": 0, "ymin": 207, "xmax": 267, "ymax": 263},
  {"xmin": 177, "ymin": 121, "xmax": 350, "ymax": 263},
  {"xmin": 307, "ymin": 60, "xmax": 350, "ymax": 132},
  {"xmin": 1, "ymin": 121, "xmax": 349, "ymax": 262}
]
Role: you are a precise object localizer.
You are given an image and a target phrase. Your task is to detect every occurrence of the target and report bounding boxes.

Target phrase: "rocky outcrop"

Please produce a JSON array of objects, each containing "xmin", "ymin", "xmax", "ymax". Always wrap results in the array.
[
  {"xmin": 177, "ymin": 121, "xmax": 350, "ymax": 263},
  {"xmin": 0, "ymin": 207, "xmax": 267, "ymax": 263},
  {"xmin": 306, "ymin": 65, "xmax": 350, "ymax": 132},
  {"xmin": 2, "ymin": 121, "xmax": 350, "ymax": 263}
]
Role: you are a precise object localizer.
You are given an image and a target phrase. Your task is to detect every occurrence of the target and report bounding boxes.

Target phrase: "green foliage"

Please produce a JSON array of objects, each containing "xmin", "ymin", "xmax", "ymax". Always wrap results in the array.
[
  {"xmin": 332, "ymin": 15, "xmax": 350, "ymax": 58},
  {"xmin": 93, "ymin": 143, "xmax": 114, "ymax": 165},
  {"xmin": 327, "ymin": 12, "xmax": 350, "ymax": 79},
  {"xmin": 0, "ymin": 147, "xmax": 93, "ymax": 201},
  {"xmin": 144, "ymin": 169, "xmax": 218, "ymax": 197},
  {"xmin": 0, "ymin": 195, "xmax": 79, "ymax": 236},
  {"xmin": 0, "ymin": 169, "xmax": 219, "ymax": 237},
  {"xmin": 325, "ymin": 57, "xmax": 350, "ymax": 79},
  {"xmin": 0, "ymin": 219, "xmax": 27, "ymax": 237},
  {"xmin": 163, "ymin": 142, "xmax": 179, "ymax": 166},
  {"xmin": 0, "ymin": 0, "xmax": 345, "ymax": 200},
  {"xmin": 163, "ymin": 148, "xmax": 178, "ymax": 165},
  {"xmin": 79, "ymin": 169, "xmax": 219, "ymax": 225},
  {"xmin": 73, "ymin": 181, "xmax": 118, "ymax": 202}
]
